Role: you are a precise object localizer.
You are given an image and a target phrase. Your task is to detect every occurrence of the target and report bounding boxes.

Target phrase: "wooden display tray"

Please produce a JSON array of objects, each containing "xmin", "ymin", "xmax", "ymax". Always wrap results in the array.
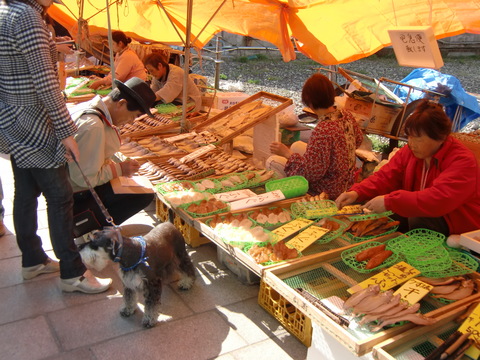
[
  {"xmin": 192, "ymin": 91, "xmax": 293, "ymax": 145},
  {"xmin": 373, "ymin": 304, "xmax": 475, "ymax": 360},
  {"xmin": 262, "ymin": 234, "xmax": 480, "ymax": 356}
]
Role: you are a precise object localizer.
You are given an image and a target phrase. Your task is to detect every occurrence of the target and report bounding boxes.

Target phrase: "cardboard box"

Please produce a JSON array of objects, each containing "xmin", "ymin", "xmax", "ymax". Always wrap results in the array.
[
  {"xmin": 213, "ymin": 92, "xmax": 250, "ymax": 110},
  {"xmin": 344, "ymin": 97, "xmax": 403, "ymax": 136}
]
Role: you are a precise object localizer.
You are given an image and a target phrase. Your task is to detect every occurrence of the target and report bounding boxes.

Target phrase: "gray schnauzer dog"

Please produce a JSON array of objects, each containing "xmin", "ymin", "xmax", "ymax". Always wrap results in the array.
[{"xmin": 79, "ymin": 222, "xmax": 196, "ymax": 328}]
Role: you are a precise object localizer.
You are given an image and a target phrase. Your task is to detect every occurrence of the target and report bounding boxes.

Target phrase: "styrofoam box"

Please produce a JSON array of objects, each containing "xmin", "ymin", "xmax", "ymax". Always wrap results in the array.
[
  {"xmin": 459, "ymin": 229, "xmax": 480, "ymax": 253},
  {"xmin": 213, "ymin": 92, "xmax": 250, "ymax": 110}
]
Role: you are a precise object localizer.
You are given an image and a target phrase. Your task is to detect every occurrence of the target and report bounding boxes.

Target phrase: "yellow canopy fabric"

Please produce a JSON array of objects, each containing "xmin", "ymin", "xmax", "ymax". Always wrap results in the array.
[{"xmin": 50, "ymin": 0, "xmax": 480, "ymax": 65}]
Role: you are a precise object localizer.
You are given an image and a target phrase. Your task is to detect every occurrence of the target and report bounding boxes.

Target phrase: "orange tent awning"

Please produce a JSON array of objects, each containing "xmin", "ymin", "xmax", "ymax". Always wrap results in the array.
[{"xmin": 50, "ymin": 0, "xmax": 480, "ymax": 65}]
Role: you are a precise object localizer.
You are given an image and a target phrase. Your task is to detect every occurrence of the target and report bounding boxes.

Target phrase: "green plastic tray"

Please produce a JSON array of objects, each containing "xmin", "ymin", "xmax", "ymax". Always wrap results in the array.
[
  {"xmin": 314, "ymin": 217, "xmax": 348, "ymax": 244},
  {"xmin": 290, "ymin": 199, "xmax": 338, "ymax": 219},
  {"xmin": 421, "ymin": 249, "xmax": 479, "ymax": 278},
  {"xmin": 386, "ymin": 229, "xmax": 445, "ymax": 256},
  {"xmin": 265, "ymin": 175, "xmax": 308, "ymax": 199},
  {"xmin": 344, "ymin": 216, "xmax": 398, "ymax": 243}
]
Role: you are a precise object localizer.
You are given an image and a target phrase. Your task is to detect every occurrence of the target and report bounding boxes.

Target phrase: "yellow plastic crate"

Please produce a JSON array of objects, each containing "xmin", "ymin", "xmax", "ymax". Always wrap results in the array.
[
  {"xmin": 173, "ymin": 214, "xmax": 210, "ymax": 248},
  {"xmin": 258, "ymin": 280, "xmax": 312, "ymax": 347},
  {"xmin": 155, "ymin": 198, "xmax": 171, "ymax": 223}
]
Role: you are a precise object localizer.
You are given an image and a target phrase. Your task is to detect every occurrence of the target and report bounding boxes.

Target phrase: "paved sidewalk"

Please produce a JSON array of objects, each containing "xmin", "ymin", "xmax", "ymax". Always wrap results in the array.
[{"xmin": 0, "ymin": 154, "xmax": 307, "ymax": 360}]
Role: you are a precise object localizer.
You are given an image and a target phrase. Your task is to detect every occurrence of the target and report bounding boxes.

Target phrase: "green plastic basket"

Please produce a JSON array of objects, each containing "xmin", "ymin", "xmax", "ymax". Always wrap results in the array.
[
  {"xmin": 216, "ymin": 225, "xmax": 278, "ymax": 249},
  {"xmin": 290, "ymin": 199, "xmax": 338, "ymax": 219},
  {"xmin": 405, "ymin": 246, "xmax": 452, "ymax": 273},
  {"xmin": 421, "ymin": 249, "xmax": 479, "ymax": 278},
  {"xmin": 346, "ymin": 211, "xmax": 394, "ymax": 221},
  {"xmin": 344, "ymin": 216, "xmax": 398, "ymax": 243},
  {"xmin": 179, "ymin": 199, "xmax": 230, "ymax": 218},
  {"xmin": 341, "ymin": 241, "xmax": 400, "ymax": 274},
  {"xmin": 265, "ymin": 176, "xmax": 309, "ymax": 199},
  {"xmin": 314, "ymin": 217, "xmax": 348, "ymax": 244},
  {"xmin": 216, "ymin": 173, "xmax": 248, "ymax": 192},
  {"xmin": 156, "ymin": 180, "xmax": 197, "ymax": 195},
  {"xmin": 247, "ymin": 207, "xmax": 292, "ymax": 228},
  {"xmin": 386, "ymin": 229, "xmax": 445, "ymax": 256},
  {"xmin": 243, "ymin": 241, "xmax": 302, "ymax": 266},
  {"xmin": 191, "ymin": 178, "xmax": 222, "ymax": 193}
]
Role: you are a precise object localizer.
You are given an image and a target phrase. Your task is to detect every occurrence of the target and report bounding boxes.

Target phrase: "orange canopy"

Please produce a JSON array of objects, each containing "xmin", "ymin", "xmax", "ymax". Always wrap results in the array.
[{"xmin": 50, "ymin": 0, "xmax": 480, "ymax": 65}]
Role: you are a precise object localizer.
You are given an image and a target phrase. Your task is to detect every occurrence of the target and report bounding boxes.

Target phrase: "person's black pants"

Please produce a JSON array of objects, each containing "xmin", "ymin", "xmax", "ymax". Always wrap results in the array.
[{"xmin": 73, "ymin": 182, "xmax": 154, "ymax": 229}]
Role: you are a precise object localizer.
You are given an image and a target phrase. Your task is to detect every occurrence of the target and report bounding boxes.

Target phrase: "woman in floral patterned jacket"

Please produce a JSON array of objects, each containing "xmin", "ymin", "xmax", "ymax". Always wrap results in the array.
[{"xmin": 268, "ymin": 73, "xmax": 363, "ymax": 200}]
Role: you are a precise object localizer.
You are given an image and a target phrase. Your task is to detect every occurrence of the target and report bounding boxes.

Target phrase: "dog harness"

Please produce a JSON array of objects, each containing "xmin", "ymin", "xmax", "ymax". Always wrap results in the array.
[{"xmin": 116, "ymin": 236, "xmax": 150, "ymax": 272}]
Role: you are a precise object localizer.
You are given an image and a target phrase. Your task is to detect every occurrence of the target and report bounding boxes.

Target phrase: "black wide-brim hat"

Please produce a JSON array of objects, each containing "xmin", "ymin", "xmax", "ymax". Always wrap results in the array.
[{"xmin": 114, "ymin": 77, "xmax": 156, "ymax": 118}]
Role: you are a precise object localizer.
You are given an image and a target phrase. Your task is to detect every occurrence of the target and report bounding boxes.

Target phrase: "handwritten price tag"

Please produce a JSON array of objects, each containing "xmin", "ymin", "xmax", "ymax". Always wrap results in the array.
[
  {"xmin": 393, "ymin": 278, "xmax": 433, "ymax": 305},
  {"xmin": 271, "ymin": 218, "xmax": 313, "ymax": 243},
  {"xmin": 229, "ymin": 190, "xmax": 285, "ymax": 211},
  {"xmin": 214, "ymin": 189, "xmax": 256, "ymax": 202},
  {"xmin": 286, "ymin": 226, "xmax": 329, "ymax": 252},
  {"xmin": 348, "ymin": 261, "xmax": 420, "ymax": 294},
  {"xmin": 458, "ymin": 302, "xmax": 480, "ymax": 359}
]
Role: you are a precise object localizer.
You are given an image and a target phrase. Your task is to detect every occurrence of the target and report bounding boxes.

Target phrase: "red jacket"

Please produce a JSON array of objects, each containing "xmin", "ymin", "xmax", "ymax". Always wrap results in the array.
[{"xmin": 350, "ymin": 136, "xmax": 480, "ymax": 234}]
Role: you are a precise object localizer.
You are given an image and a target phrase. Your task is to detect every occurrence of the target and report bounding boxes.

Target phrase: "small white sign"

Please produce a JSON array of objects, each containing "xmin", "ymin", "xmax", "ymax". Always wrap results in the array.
[
  {"xmin": 214, "ymin": 189, "xmax": 256, "ymax": 202},
  {"xmin": 388, "ymin": 26, "xmax": 444, "ymax": 69},
  {"xmin": 229, "ymin": 190, "xmax": 285, "ymax": 211}
]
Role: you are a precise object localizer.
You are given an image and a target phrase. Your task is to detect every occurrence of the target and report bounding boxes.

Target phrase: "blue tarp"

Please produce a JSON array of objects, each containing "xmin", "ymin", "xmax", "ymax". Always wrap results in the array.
[{"xmin": 393, "ymin": 68, "xmax": 480, "ymax": 130}]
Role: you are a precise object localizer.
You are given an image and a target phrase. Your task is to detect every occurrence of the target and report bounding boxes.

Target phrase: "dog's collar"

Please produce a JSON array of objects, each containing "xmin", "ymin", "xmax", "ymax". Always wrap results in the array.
[{"xmin": 118, "ymin": 236, "xmax": 149, "ymax": 272}]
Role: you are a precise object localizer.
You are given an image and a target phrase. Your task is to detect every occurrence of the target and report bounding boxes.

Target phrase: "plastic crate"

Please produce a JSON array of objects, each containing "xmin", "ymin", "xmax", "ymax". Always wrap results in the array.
[
  {"xmin": 258, "ymin": 280, "xmax": 312, "ymax": 347},
  {"xmin": 173, "ymin": 214, "xmax": 210, "ymax": 247},
  {"xmin": 155, "ymin": 197, "xmax": 171, "ymax": 223},
  {"xmin": 265, "ymin": 176, "xmax": 308, "ymax": 199}
]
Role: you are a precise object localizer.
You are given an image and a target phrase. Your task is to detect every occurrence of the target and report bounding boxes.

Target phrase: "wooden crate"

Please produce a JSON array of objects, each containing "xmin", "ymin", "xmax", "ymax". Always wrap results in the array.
[
  {"xmin": 192, "ymin": 91, "xmax": 293, "ymax": 145},
  {"xmin": 262, "ymin": 236, "xmax": 480, "ymax": 357},
  {"xmin": 373, "ymin": 304, "xmax": 474, "ymax": 360}
]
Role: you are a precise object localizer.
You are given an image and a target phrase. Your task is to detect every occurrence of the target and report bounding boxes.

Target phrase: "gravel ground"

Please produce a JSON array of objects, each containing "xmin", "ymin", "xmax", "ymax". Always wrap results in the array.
[{"xmin": 195, "ymin": 51, "xmax": 480, "ymax": 131}]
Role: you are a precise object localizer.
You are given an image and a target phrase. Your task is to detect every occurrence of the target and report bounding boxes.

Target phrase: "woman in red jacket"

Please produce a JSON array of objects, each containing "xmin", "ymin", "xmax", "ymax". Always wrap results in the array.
[{"xmin": 336, "ymin": 99, "xmax": 480, "ymax": 236}]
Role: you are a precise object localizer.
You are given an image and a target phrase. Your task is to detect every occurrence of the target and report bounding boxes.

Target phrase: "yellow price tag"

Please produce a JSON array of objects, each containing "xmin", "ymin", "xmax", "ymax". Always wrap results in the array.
[
  {"xmin": 348, "ymin": 261, "xmax": 420, "ymax": 294},
  {"xmin": 286, "ymin": 226, "xmax": 329, "ymax": 252},
  {"xmin": 393, "ymin": 278, "xmax": 433, "ymax": 305},
  {"xmin": 271, "ymin": 218, "xmax": 313, "ymax": 243},
  {"xmin": 458, "ymin": 303, "xmax": 480, "ymax": 359}
]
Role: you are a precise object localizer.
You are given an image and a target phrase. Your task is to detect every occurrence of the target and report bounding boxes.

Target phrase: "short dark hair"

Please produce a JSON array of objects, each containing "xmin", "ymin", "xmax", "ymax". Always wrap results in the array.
[
  {"xmin": 301, "ymin": 73, "xmax": 336, "ymax": 110},
  {"xmin": 404, "ymin": 99, "xmax": 452, "ymax": 141},
  {"xmin": 111, "ymin": 31, "xmax": 131, "ymax": 47},
  {"xmin": 109, "ymin": 88, "xmax": 144, "ymax": 113},
  {"xmin": 143, "ymin": 52, "xmax": 169, "ymax": 69}
]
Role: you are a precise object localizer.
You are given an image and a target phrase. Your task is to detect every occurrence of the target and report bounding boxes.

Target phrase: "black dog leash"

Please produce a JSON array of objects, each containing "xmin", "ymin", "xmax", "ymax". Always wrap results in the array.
[{"xmin": 72, "ymin": 154, "xmax": 124, "ymax": 258}]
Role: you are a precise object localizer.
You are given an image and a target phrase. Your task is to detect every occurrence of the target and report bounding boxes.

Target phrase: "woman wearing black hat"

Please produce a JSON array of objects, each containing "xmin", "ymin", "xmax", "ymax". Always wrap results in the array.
[{"xmin": 67, "ymin": 78, "xmax": 157, "ymax": 263}]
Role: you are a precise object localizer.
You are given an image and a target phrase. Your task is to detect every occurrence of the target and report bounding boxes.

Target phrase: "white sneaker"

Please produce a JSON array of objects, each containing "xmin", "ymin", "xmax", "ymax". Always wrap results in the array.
[
  {"xmin": 22, "ymin": 258, "xmax": 60, "ymax": 280},
  {"xmin": 60, "ymin": 270, "xmax": 112, "ymax": 294}
]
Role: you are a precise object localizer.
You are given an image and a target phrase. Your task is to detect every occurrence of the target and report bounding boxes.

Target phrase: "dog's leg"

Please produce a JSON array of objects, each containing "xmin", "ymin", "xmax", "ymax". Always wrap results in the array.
[
  {"xmin": 142, "ymin": 279, "xmax": 162, "ymax": 328},
  {"xmin": 177, "ymin": 249, "xmax": 196, "ymax": 290},
  {"xmin": 120, "ymin": 287, "xmax": 137, "ymax": 317}
]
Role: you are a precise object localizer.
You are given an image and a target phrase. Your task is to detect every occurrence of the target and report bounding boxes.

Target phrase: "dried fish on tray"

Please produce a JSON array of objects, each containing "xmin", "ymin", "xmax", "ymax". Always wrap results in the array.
[
  {"xmin": 118, "ymin": 112, "xmax": 174, "ymax": 136},
  {"xmin": 193, "ymin": 91, "xmax": 293, "ymax": 145}
]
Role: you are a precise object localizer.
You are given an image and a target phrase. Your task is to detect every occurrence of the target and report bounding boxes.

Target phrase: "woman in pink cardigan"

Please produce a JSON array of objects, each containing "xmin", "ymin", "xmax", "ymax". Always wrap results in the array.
[
  {"xmin": 89, "ymin": 31, "xmax": 146, "ymax": 90},
  {"xmin": 336, "ymin": 99, "xmax": 480, "ymax": 236}
]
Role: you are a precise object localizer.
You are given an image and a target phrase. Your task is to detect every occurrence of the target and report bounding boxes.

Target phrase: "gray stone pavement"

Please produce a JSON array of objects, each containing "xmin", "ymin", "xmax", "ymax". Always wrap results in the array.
[{"xmin": 0, "ymin": 154, "xmax": 307, "ymax": 360}]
